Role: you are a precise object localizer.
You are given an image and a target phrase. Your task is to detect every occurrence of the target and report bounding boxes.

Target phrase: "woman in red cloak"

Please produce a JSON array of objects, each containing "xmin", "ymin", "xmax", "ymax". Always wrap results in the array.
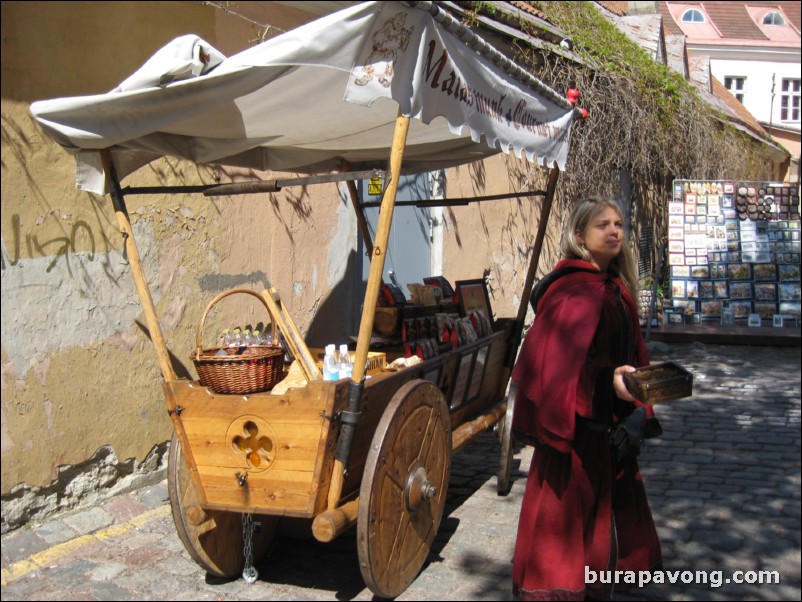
[{"xmin": 511, "ymin": 197, "xmax": 662, "ymax": 601}]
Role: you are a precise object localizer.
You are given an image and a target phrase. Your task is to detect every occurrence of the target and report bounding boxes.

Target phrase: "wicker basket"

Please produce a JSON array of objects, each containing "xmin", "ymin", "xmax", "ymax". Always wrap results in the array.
[{"xmin": 192, "ymin": 289, "xmax": 285, "ymax": 394}]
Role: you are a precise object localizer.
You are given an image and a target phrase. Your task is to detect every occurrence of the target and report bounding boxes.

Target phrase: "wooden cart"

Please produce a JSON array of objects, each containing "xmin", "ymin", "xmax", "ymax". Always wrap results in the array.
[
  {"xmin": 105, "ymin": 147, "xmax": 561, "ymax": 598},
  {"xmin": 30, "ymin": 2, "xmax": 581, "ymax": 597}
]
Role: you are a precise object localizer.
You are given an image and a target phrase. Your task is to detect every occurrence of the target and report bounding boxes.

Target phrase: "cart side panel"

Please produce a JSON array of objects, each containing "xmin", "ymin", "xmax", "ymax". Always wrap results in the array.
[
  {"xmin": 340, "ymin": 327, "xmax": 509, "ymax": 495},
  {"xmin": 449, "ymin": 327, "xmax": 510, "ymax": 427},
  {"xmin": 164, "ymin": 379, "xmax": 346, "ymax": 517}
]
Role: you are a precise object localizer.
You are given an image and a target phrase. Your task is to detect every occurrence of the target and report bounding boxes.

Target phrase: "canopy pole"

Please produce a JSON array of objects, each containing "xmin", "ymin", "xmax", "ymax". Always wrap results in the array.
[
  {"xmin": 101, "ymin": 150, "xmax": 176, "ymax": 382},
  {"xmin": 516, "ymin": 166, "xmax": 560, "ymax": 328},
  {"xmin": 328, "ymin": 111, "xmax": 411, "ymax": 510},
  {"xmin": 499, "ymin": 165, "xmax": 560, "ymax": 396},
  {"xmin": 341, "ymin": 160, "xmax": 375, "ymax": 257}
]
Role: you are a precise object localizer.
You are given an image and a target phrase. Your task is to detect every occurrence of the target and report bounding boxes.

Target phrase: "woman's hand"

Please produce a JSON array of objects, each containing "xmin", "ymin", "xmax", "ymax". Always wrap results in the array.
[{"xmin": 613, "ymin": 365, "xmax": 637, "ymax": 402}]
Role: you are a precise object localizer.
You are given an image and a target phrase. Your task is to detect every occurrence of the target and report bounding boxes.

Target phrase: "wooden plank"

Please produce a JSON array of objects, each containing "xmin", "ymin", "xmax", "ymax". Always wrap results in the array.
[
  {"xmin": 201, "ymin": 170, "xmax": 385, "ymax": 196},
  {"xmin": 451, "ymin": 401, "xmax": 506, "ymax": 452},
  {"xmin": 260, "ymin": 288, "xmax": 322, "ymax": 381},
  {"xmin": 312, "ymin": 497, "xmax": 360, "ymax": 542},
  {"xmin": 449, "ymin": 330, "xmax": 508, "ymax": 427},
  {"xmin": 342, "ymin": 159, "xmax": 375, "ymax": 257}
]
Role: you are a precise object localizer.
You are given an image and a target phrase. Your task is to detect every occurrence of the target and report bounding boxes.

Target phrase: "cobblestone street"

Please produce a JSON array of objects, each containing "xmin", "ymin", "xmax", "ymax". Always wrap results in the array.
[{"xmin": 2, "ymin": 342, "xmax": 800, "ymax": 601}]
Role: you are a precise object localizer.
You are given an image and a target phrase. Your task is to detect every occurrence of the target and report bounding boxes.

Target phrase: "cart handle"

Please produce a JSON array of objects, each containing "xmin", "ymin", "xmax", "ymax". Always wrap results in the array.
[{"xmin": 194, "ymin": 288, "xmax": 279, "ymax": 357}]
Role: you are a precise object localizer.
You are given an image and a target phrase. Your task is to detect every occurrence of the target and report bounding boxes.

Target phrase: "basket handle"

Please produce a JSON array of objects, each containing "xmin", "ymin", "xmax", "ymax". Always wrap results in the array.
[{"xmin": 195, "ymin": 288, "xmax": 279, "ymax": 357}]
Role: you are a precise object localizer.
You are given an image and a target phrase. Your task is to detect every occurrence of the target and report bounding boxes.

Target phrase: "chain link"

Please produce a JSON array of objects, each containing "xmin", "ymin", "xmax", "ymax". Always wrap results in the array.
[{"xmin": 241, "ymin": 512, "xmax": 258, "ymax": 584}]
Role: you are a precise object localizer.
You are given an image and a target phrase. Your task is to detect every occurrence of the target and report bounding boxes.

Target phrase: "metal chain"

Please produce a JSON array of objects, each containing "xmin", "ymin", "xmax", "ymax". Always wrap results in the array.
[{"xmin": 241, "ymin": 512, "xmax": 258, "ymax": 584}]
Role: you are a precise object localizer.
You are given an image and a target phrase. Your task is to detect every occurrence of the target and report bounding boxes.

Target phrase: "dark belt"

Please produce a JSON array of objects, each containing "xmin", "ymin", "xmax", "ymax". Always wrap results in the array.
[{"xmin": 576, "ymin": 415, "xmax": 610, "ymax": 433}]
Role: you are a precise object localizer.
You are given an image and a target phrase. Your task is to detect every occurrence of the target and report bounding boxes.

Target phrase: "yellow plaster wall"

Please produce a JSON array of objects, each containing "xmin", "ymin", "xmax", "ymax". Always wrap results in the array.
[
  {"xmin": 442, "ymin": 155, "xmax": 566, "ymax": 321},
  {"xmin": 1, "ymin": 1, "xmax": 352, "ymax": 493}
]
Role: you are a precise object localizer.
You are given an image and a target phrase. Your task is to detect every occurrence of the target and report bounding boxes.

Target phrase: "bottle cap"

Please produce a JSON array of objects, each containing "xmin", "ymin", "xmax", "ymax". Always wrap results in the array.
[{"xmin": 326, "ymin": 344, "xmax": 335, "ymax": 353}]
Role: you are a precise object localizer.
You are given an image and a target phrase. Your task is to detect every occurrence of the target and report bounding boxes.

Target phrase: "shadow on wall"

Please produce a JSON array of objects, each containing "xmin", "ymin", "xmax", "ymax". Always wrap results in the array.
[{"xmin": 306, "ymin": 248, "xmax": 365, "ymax": 351}]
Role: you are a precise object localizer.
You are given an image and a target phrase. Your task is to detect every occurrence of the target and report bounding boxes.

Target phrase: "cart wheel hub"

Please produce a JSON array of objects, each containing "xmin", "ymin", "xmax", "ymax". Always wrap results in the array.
[{"xmin": 405, "ymin": 465, "xmax": 437, "ymax": 512}]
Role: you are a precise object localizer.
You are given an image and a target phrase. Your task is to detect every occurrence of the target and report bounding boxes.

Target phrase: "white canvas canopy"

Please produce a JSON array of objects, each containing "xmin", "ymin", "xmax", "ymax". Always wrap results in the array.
[{"xmin": 30, "ymin": 1, "xmax": 577, "ymax": 194}]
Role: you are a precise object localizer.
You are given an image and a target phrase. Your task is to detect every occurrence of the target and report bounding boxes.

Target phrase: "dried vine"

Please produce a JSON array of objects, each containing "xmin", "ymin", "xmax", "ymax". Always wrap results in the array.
[{"xmin": 460, "ymin": 1, "xmax": 773, "ymax": 283}]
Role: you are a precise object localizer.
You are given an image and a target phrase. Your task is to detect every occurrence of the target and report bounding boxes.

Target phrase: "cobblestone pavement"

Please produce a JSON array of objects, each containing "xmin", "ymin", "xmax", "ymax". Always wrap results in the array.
[{"xmin": 2, "ymin": 342, "xmax": 800, "ymax": 601}]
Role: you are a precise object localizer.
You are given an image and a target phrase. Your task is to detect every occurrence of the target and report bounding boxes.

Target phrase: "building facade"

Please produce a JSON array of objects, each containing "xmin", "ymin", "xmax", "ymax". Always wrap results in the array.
[{"xmin": 659, "ymin": 1, "xmax": 801, "ymax": 182}]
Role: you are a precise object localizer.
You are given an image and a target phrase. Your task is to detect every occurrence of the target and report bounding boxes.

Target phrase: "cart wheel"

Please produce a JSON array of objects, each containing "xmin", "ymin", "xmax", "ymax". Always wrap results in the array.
[
  {"xmin": 357, "ymin": 380, "xmax": 451, "ymax": 599},
  {"xmin": 167, "ymin": 432, "xmax": 277, "ymax": 578},
  {"xmin": 497, "ymin": 381, "xmax": 517, "ymax": 495}
]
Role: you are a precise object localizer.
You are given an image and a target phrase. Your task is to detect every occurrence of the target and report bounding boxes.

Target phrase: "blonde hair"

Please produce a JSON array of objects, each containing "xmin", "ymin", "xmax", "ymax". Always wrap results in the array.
[{"xmin": 561, "ymin": 197, "xmax": 639, "ymax": 298}]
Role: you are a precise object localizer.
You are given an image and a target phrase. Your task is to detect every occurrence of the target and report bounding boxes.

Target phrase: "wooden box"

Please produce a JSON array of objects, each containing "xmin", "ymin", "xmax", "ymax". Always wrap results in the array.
[
  {"xmin": 312, "ymin": 349, "xmax": 387, "ymax": 376},
  {"xmin": 624, "ymin": 361, "xmax": 693, "ymax": 404}
]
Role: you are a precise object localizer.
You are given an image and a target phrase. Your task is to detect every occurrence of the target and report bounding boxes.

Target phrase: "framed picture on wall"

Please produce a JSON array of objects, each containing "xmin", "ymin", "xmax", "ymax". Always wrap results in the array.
[
  {"xmin": 701, "ymin": 300, "xmax": 723, "ymax": 318},
  {"xmin": 691, "ymin": 265, "xmax": 710, "ymax": 279},
  {"xmin": 699, "ymin": 281, "xmax": 715, "ymax": 299},
  {"xmin": 730, "ymin": 301, "xmax": 752, "ymax": 319},
  {"xmin": 753, "ymin": 264, "xmax": 777, "ymax": 281},
  {"xmin": 671, "ymin": 280, "xmax": 687, "ymax": 299},
  {"xmin": 779, "ymin": 283, "xmax": 801, "ymax": 302},
  {"xmin": 755, "ymin": 303, "xmax": 777, "ymax": 320},
  {"xmin": 729, "ymin": 282, "xmax": 753, "ymax": 300},
  {"xmin": 455, "ymin": 279, "xmax": 493, "ymax": 324},
  {"xmin": 727, "ymin": 263, "xmax": 751, "ymax": 280},
  {"xmin": 754, "ymin": 283, "xmax": 776, "ymax": 302},
  {"xmin": 779, "ymin": 264, "xmax": 801, "ymax": 281}
]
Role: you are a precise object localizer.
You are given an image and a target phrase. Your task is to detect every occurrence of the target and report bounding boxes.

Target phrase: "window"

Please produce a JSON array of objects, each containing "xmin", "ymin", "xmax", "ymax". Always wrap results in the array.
[
  {"xmin": 762, "ymin": 11, "xmax": 786, "ymax": 26},
  {"xmin": 724, "ymin": 76, "xmax": 746, "ymax": 103},
  {"xmin": 681, "ymin": 9, "xmax": 705, "ymax": 23},
  {"xmin": 780, "ymin": 78, "xmax": 800, "ymax": 122}
]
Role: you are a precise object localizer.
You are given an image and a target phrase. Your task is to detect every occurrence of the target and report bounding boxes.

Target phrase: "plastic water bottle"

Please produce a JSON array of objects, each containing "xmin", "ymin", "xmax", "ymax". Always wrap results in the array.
[
  {"xmin": 232, "ymin": 328, "xmax": 243, "ymax": 348},
  {"xmin": 338, "ymin": 344, "xmax": 353, "ymax": 379},
  {"xmin": 322, "ymin": 344, "xmax": 339, "ymax": 381},
  {"xmin": 220, "ymin": 329, "xmax": 233, "ymax": 348},
  {"xmin": 243, "ymin": 329, "xmax": 254, "ymax": 347}
]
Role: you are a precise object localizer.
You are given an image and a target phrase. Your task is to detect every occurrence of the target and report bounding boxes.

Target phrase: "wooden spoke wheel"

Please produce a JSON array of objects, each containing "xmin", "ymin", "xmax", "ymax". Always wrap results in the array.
[
  {"xmin": 167, "ymin": 431, "xmax": 277, "ymax": 578},
  {"xmin": 357, "ymin": 380, "xmax": 452, "ymax": 599},
  {"xmin": 497, "ymin": 381, "xmax": 517, "ymax": 495}
]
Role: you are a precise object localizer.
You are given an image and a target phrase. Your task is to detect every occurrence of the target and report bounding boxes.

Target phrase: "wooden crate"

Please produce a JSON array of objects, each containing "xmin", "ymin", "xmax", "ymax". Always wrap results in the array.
[
  {"xmin": 311, "ymin": 349, "xmax": 387, "ymax": 376},
  {"xmin": 624, "ymin": 361, "xmax": 693, "ymax": 404}
]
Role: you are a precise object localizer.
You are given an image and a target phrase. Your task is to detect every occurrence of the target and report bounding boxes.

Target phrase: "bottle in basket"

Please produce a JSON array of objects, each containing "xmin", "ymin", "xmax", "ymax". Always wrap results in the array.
[
  {"xmin": 338, "ymin": 344, "xmax": 353, "ymax": 379},
  {"xmin": 322, "ymin": 344, "xmax": 339, "ymax": 381},
  {"xmin": 215, "ymin": 330, "xmax": 231, "ymax": 356},
  {"xmin": 232, "ymin": 328, "xmax": 243, "ymax": 348}
]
